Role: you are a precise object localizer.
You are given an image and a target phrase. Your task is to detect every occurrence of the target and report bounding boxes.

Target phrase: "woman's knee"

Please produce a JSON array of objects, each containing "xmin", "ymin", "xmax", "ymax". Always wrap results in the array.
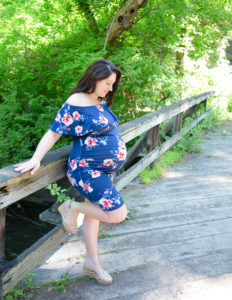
[{"xmin": 107, "ymin": 204, "xmax": 127, "ymax": 223}]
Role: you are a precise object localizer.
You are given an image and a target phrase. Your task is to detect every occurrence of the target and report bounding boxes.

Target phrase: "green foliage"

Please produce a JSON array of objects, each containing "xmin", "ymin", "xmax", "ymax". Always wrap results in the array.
[
  {"xmin": 227, "ymin": 95, "xmax": 232, "ymax": 112},
  {"xmin": 4, "ymin": 271, "xmax": 89, "ymax": 299},
  {"xmin": 46, "ymin": 183, "xmax": 74, "ymax": 203},
  {"xmin": 98, "ymin": 231, "xmax": 112, "ymax": 239},
  {"xmin": 49, "ymin": 272, "xmax": 74, "ymax": 291},
  {"xmin": 0, "ymin": 0, "xmax": 231, "ymax": 167},
  {"xmin": 139, "ymin": 164, "xmax": 163, "ymax": 184},
  {"xmin": 4, "ymin": 273, "xmax": 38, "ymax": 300}
]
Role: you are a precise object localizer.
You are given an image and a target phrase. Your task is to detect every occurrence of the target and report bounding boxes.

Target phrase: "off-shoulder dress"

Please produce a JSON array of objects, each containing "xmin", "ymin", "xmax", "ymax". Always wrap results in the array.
[{"xmin": 48, "ymin": 100, "xmax": 127, "ymax": 211}]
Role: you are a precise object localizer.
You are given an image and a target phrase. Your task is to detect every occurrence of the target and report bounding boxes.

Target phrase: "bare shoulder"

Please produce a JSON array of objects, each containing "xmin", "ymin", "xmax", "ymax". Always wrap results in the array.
[{"xmin": 66, "ymin": 93, "xmax": 85, "ymax": 106}]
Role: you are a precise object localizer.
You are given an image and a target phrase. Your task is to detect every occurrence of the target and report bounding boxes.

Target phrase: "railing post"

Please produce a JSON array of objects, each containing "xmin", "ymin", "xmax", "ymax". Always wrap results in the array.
[
  {"xmin": 146, "ymin": 125, "xmax": 160, "ymax": 169},
  {"xmin": 203, "ymin": 99, "xmax": 207, "ymax": 111},
  {"xmin": 192, "ymin": 103, "xmax": 198, "ymax": 118},
  {"xmin": 0, "ymin": 208, "xmax": 6, "ymax": 263},
  {"xmin": 173, "ymin": 112, "xmax": 184, "ymax": 134}
]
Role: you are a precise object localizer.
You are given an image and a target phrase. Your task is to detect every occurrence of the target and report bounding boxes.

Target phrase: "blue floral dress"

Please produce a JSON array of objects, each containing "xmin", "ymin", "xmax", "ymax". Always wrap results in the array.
[{"xmin": 48, "ymin": 99, "xmax": 127, "ymax": 211}]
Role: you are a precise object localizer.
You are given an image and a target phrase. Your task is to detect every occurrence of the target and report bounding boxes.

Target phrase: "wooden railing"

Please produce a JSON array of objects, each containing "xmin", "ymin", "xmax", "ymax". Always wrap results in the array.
[{"xmin": 0, "ymin": 91, "xmax": 215, "ymax": 297}]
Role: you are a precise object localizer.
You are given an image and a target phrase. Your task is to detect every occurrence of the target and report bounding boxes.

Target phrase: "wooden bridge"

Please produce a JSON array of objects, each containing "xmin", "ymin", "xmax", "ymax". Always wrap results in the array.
[
  {"xmin": 29, "ymin": 119, "xmax": 232, "ymax": 300},
  {"xmin": 0, "ymin": 91, "xmax": 218, "ymax": 297}
]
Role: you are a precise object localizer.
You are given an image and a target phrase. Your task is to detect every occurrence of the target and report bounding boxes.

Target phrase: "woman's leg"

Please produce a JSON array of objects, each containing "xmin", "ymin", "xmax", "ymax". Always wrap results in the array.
[
  {"xmin": 81, "ymin": 202, "xmax": 113, "ymax": 284},
  {"xmin": 63, "ymin": 198, "xmax": 127, "ymax": 224},
  {"xmin": 82, "ymin": 214, "xmax": 101, "ymax": 269}
]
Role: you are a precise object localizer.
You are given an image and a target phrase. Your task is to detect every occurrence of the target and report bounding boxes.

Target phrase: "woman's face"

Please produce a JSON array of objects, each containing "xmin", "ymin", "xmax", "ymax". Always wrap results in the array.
[{"xmin": 95, "ymin": 72, "xmax": 117, "ymax": 98}]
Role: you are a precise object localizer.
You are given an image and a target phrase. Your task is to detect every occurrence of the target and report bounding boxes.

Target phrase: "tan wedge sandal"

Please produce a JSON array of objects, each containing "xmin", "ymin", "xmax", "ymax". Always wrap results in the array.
[
  {"xmin": 82, "ymin": 265, "xmax": 113, "ymax": 285},
  {"xmin": 58, "ymin": 200, "xmax": 78, "ymax": 234}
]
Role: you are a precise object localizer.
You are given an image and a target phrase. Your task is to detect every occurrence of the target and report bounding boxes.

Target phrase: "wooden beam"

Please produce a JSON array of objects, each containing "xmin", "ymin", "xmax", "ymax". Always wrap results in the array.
[
  {"xmin": 173, "ymin": 112, "xmax": 184, "ymax": 134},
  {"xmin": 203, "ymin": 99, "xmax": 207, "ymax": 111},
  {"xmin": 0, "ymin": 145, "xmax": 71, "ymax": 209},
  {"xmin": 123, "ymin": 131, "xmax": 149, "ymax": 169},
  {"xmin": 146, "ymin": 125, "xmax": 160, "ymax": 170},
  {"xmin": 0, "ymin": 224, "xmax": 68, "ymax": 297},
  {"xmin": 0, "ymin": 208, "xmax": 6, "ymax": 263}
]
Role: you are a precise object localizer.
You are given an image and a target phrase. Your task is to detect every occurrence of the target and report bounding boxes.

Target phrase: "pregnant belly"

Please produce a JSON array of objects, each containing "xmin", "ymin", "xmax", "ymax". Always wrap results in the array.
[
  {"xmin": 81, "ymin": 143, "xmax": 127, "ymax": 171},
  {"xmin": 69, "ymin": 135, "xmax": 127, "ymax": 172}
]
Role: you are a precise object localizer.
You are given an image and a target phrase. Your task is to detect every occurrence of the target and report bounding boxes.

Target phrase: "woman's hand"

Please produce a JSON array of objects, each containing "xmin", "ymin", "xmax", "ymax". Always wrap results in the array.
[{"xmin": 14, "ymin": 157, "xmax": 41, "ymax": 175}]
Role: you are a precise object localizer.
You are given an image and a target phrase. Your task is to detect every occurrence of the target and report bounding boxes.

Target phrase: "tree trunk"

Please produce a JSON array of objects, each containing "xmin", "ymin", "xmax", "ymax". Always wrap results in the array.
[
  {"xmin": 105, "ymin": 0, "xmax": 148, "ymax": 47},
  {"xmin": 76, "ymin": 0, "xmax": 100, "ymax": 34}
]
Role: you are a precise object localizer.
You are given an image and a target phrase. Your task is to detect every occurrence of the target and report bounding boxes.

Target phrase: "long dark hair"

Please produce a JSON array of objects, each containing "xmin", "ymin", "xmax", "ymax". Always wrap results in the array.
[{"xmin": 69, "ymin": 59, "xmax": 122, "ymax": 107}]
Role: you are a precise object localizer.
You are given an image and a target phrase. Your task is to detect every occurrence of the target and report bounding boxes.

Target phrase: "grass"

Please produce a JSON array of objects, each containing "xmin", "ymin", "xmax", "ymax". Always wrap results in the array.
[
  {"xmin": 3, "ymin": 272, "xmax": 91, "ymax": 299},
  {"xmin": 98, "ymin": 231, "xmax": 112, "ymax": 239},
  {"xmin": 139, "ymin": 203, "xmax": 150, "ymax": 207},
  {"xmin": 98, "ymin": 249, "xmax": 120, "ymax": 255},
  {"xmin": 139, "ymin": 150, "xmax": 183, "ymax": 184}
]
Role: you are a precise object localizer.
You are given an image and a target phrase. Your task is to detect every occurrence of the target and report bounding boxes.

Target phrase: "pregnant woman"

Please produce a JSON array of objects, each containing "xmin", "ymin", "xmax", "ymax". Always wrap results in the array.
[{"xmin": 14, "ymin": 59, "xmax": 128, "ymax": 285}]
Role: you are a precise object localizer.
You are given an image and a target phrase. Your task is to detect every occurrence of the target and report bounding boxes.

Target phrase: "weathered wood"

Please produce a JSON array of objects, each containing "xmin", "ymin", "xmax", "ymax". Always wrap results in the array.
[
  {"xmin": 161, "ymin": 104, "xmax": 199, "ymax": 137},
  {"xmin": 203, "ymin": 99, "xmax": 207, "ymax": 111},
  {"xmin": 192, "ymin": 103, "xmax": 198, "ymax": 118},
  {"xmin": 146, "ymin": 125, "xmax": 160, "ymax": 170},
  {"xmin": 115, "ymin": 110, "xmax": 211, "ymax": 191},
  {"xmin": 0, "ymin": 224, "xmax": 68, "ymax": 297},
  {"xmin": 173, "ymin": 112, "xmax": 184, "ymax": 134},
  {"xmin": 0, "ymin": 208, "xmax": 6, "ymax": 263},
  {"xmin": 123, "ymin": 131, "xmax": 150, "ymax": 169},
  {"xmin": 16, "ymin": 120, "xmax": 232, "ymax": 298},
  {"xmin": 0, "ymin": 145, "xmax": 72, "ymax": 209}
]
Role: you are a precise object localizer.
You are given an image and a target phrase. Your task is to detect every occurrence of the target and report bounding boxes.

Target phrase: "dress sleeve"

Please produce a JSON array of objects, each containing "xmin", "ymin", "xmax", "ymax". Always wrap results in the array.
[{"xmin": 48, "ymin": 103, "xmax": 87, "ymax": 136}]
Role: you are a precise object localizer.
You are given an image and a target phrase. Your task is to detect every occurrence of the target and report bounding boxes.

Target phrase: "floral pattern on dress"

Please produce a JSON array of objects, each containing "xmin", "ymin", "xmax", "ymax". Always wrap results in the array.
[{"xmin": 49, "ymin": 101, "xmax": 127, "ymax": 211}]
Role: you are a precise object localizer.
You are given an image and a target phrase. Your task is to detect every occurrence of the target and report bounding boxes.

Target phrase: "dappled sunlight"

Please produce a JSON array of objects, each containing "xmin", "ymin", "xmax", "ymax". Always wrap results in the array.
[
  {"xmin": 210, "ymin": 150, "xmax": 232, "ymax": 160},
  {"xmin": 176, "ymin": 273, "xmax": 232, "ymax": 300},
  {"xmin": 165, "ymin": 171, "xmax": 186, "ymax": 178},
  {"xmin": 142, "ymin": 269, "xmax": 232, "ymax": 299},
  {"xmin": 200, "ymin": 174, "xmax": 232, "ymax": 184}
]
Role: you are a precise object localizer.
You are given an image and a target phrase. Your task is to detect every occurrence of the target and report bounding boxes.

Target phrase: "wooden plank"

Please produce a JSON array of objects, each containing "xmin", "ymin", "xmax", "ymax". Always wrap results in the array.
[
  {"xmin": 0, "ymin": 144, "xmax": 72, "ymax": 185},
  {"xmin": 100, "ymin": 217, "xmax": 232, "ymax": 251},
  {"xmin": 0, "ymin": 208, "xmax": 6, "ymax": 263},
  {"xmin": 115, "ymin": 110, "xmax": 211, "ymax": 191},
  {"xmin": 0, "ymin": 224, "xmax": 68, "ymax": 297},
  {"xmin": 0, "ymin": 145, "xmax": 72, "ymax": 209},
  {"xmin": 0, "ymin": 157, "xmax": 68, "ymax": 209}
]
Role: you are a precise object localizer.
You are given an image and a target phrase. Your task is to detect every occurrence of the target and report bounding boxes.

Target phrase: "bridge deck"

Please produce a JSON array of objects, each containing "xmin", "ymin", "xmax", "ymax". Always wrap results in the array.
[{"xmin": 29, "ymin": 120, "xmax": 232, "ymax": 299}]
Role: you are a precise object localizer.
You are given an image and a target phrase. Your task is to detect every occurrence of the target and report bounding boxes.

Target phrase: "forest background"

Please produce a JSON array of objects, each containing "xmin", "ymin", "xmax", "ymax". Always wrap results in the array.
[{"xmin": 1, "ymin": 0, "xmax": 232, "ymax": 168}]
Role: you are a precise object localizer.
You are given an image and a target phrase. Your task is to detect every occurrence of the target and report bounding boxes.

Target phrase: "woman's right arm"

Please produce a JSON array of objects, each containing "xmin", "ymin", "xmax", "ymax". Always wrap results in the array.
[{"xmin": 14, "ymin": 129, "xmax": 61, "ymax": 175}]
